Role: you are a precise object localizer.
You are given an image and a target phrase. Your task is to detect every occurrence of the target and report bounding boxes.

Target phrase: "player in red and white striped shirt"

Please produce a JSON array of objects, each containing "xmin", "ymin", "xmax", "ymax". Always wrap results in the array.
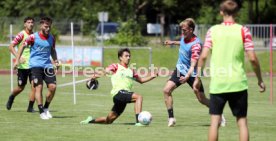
[
  {"xmin": 204, "ymin": 22, "xmax": 254, "ymax": 51},
  {"xmin": 6, "ymin": 17, "xmax": 36, "ymax": 113}
]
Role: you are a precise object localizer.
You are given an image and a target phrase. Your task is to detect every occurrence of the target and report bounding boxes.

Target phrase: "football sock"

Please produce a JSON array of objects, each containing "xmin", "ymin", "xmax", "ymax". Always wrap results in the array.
[
  {"xmin": 89, "ymin": 119, "xmax": 95, "ymax": 123},
  {"xmin": 168, "ymin": 108, "xmax": 174, "ymax": 118},
  {"xmin": 38, "ymin": 104, "xmax": 44, "ymax": 114},
  {"xmin": 136, "ymin": 114, "xmax": 139, "ymax": 123},
  {"xmin": 44, "ymin": 101, "xmax": 50, "ymax": 109},
  {"xmin": 28, "ymin": 101, "xmax": 35, "ymax": 110},
  {"xmin": 9, "ymin": 95, "xmax": 15, "ymax": 101}
]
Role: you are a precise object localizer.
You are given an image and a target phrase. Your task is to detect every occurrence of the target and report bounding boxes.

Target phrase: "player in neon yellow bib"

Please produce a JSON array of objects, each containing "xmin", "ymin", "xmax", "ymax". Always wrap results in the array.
[
  {"xmin": 194, "ymin": 1, "xmax": 266, "ymax": 141},
  {"xmin": 80, "ymin": 48, "xmax": 158, "ymax": 126},
  {"xmin": 6, "ymin": 17, "xmax": 36, "ymax": 112}
]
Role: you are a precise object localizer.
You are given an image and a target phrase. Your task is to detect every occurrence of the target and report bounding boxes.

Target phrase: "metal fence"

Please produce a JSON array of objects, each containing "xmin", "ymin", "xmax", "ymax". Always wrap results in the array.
[
  {"xmin": 0, "ymin": 18, "xmax": 94, "ymax": 45},
  {"xmin": 247, "ymin": 24, "xmax": 276, "ymax": 48},
  {"xmin": 1, "ymin": 17, "xmax": 275, "ymax": 47}
]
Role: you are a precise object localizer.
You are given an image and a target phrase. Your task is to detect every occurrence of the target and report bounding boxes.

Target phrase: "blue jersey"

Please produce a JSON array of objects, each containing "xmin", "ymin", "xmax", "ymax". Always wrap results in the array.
[
  {"xmin": 29, "ymin": 32, "xmax": 54, "ymax": 68},
  {"xmin": 176, "ymin": 36, "xmax": 201, "ymax": 76}
]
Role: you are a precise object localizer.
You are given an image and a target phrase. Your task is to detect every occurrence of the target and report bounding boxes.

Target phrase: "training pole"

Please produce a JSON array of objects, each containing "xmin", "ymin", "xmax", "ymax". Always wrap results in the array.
[
  {"xmin": 71, "ymin": 22, "xmax": 76, "ymax": 104},
  {"xmin": 10, "ymin": 24, "xmax": 13, "ymax": 92},
  {"xmin": 269, "ymin": 24, "xmax": 273, "ymax": 104}
]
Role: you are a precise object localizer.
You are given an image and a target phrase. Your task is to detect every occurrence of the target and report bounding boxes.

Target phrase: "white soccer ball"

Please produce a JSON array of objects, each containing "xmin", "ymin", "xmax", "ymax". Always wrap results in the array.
[{"xmin": 138, "ymin": 111, "xmax": 152, "ymax": 125}]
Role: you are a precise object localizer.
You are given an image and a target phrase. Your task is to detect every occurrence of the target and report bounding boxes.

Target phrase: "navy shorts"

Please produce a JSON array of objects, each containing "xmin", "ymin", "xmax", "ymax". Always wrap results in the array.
[
  {"xmin": 17, "ymin": 69, "xmax": 32, "ymax": 86},
  {"xmin": 111, "ymin": 90, "xmax": 133, "ymax": 116},
  {"xmin": 31, "ymin": 67, "xmax": 56, "ymax": 87},
  {"xmin": 209, "ymin": 90, "xmax": 248, "ymax": 117},
  {"xmin": 169, "ymin": 69, "xmax": 204, "ymax": 92}
]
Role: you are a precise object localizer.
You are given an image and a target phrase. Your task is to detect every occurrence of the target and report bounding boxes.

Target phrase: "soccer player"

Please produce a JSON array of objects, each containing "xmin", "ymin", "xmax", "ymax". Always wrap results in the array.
[
  {"xmin": 80, "ymin": 48, "xmax": 158, "ymax": 126},
  {"xmin": 14, "ymin": 17, "xmax": 59, "ymax": 120},
  {"xmin": 193, "ymin": 1, "xmax": 266, "ymax": 141},
  {"xmin": 163, "ymin": 18, "xmax": 226, "ymax": 127},
  {"xmin": 6, "ymin": 17, "xmax": 36, "ymax": 112}
]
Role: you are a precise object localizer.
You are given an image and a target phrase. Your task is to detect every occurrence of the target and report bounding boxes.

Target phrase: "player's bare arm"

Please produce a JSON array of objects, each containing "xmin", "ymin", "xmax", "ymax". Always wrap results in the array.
[
  {"xmin": 9, "ymin": 43, "xmax": 18, "ymax": 57},
  {"xmin": 179, "ymin": 60, "xmax": 197, "ymax": 84},
  {"xmin": 13, "ymin": 44, "xmax": 27, "ymax": 69},
  {"xmin": 193, "ymin": 47, "xmax": 210, "ymax": 91},
  {"xmin": 135, "ymin": 70, "xmax": 159, "ymax": 84},
  {"xmin": 164, "ymin": 40, "xmax": 180, "ymax": 46},
  {"xmin": 50, "ymin": 46, "xmax": 59, "ymax": 69},
  {"xmin": 246, "ymin": 50, "xmax": 266, "ymax": 92},
  {"xmin": 90, "ymin": 69, "xmax": 113, "ymax": 80}
]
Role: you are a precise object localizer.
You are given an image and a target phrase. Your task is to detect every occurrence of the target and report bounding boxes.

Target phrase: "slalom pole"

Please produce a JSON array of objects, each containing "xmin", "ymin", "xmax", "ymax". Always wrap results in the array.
[
  {"xmin": 10, "ymin": 24, "xmax": 13, "ymax": 92},
  {"xmin": 71, "ymin": 22, "xmax": 76, "ymax": 104},
  {"xmin": 269, "ymin": 24, "xmax": 273, "ymax": 104}
]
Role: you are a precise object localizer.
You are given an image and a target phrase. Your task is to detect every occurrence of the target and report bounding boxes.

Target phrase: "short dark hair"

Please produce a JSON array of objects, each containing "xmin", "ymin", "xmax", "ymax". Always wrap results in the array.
[
  {"xmin": 118, "ymin": 48, "xmax": 130, "ymax": 60},
  {"xmin": 220, "ymin": 0, "xmax": 240, "ymax": 16},
  {"xmin": 24, "ymin": 17, "xmax": 34, "ymax": 23},
  {"xmin": 40, "ymin": 17, "xmax": 52, "ymax": 24}
]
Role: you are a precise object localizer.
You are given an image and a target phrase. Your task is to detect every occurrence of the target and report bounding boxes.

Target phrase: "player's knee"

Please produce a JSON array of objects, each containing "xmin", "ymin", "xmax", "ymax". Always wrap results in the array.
[
  {"xmin": 140, "ymin": 95, "xmax": 143, "ymax": 101},
  {"xmin": 197, "ymin": 98, "xmax": 205, "ymax": 105},
  {"xmin": 35, "ymin": 84, "xmax": 43, "ymax": 89},
  {"xmin": 137, "ymin": 94, "xmax": 143, "ymax": 101},
  {"xmin": 107, "ymin": 120, "xmax": 114, "ymax": 124},
  {"xmin": 133, "ymin": 93, "xmax": 143, "ymax": 101},
  {"xmin": 193, "ymin": 88, "xmax": 200, "ymax": 94},
  {"xmin": 106, "ymin": 120, "xmax": 112, "ymax": 124},
  {"xmin": 18, "ymin": 85, "xmax": 25, "ymax": 92},
  {"xmin": 163, "ymin": 88, "xmax": 171, "ymax": 95},
  {"xmin": 196, "ymin": 94, "xmax": 208, "ymax": 106},
  {"xmin": 48, "ymin": 84, "xmax": 56, "ymax": 91},
  {"xmin": 106, "ymin": 117, "xmax": 115, "ymax": 124}
]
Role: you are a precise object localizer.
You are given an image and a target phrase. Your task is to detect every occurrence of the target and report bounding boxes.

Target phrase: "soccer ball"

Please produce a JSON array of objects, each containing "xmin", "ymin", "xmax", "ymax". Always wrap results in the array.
[
  {"xmin": 86, "ymin": 79, "xmax": 99, "ymax": 90},
  {"xmin": 138, "ymin": 111, "xmax": 152, "ymax": 125}
]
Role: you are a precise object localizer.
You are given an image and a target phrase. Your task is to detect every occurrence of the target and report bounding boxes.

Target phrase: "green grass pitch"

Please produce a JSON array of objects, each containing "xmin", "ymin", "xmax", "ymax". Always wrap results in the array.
[{"xmin": 0, "ymin": 75, "xmax": 275, "ymax": 141}]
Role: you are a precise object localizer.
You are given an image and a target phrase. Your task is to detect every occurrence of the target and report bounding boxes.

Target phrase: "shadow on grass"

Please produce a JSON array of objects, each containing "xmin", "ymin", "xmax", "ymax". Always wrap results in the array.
[
  {"xmin": 175, "ymin": 123, "xmax": 210, "ymax": 127},
  {"xmin": 113, "ymin": 122, "xmax": 135, "ymax": 125},
  {"xmin": 53, "ymin": 116, "xmax": 76, "ymax": 118}
]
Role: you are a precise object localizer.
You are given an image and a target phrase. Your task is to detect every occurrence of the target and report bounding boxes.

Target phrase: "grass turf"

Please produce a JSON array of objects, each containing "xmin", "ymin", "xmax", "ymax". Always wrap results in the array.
[{"xmin": 0, "ymin": 74, "xmax": 275, "ymax": 141}]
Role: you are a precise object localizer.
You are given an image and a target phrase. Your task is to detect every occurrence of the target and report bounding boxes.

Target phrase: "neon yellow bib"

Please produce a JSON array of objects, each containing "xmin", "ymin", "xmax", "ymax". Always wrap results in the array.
[
  {"xmin": 209, "ymin": 24, "xmax": 248, "ymax": 94},
  {"xmin": 110, "ymin": 64, "xmax": 134, "ymax": 97},
  {"xmin": 18, "ymin": 30, "xmax": 31, "ymax": 69}
]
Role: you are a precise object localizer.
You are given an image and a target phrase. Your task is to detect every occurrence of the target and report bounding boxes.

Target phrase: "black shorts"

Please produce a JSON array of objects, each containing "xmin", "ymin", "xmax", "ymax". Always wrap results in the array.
[
  {"xmin": 169, "ymin": 69, "xmax": 204, "ymax": 92},
  {"xmin": 111, "ymin": 90, "xmax": 133, "ymax": 116},
  {"xmin": 209, "ymin": 90, "xmax": 248, "ymax": 117},
  {"xmin": 31, "ymin": 67, "xmax": 56, "ymax": 87},
  {"xmin": 17, "ymin": 69, "xmax": 32, "ymax": 86}
]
